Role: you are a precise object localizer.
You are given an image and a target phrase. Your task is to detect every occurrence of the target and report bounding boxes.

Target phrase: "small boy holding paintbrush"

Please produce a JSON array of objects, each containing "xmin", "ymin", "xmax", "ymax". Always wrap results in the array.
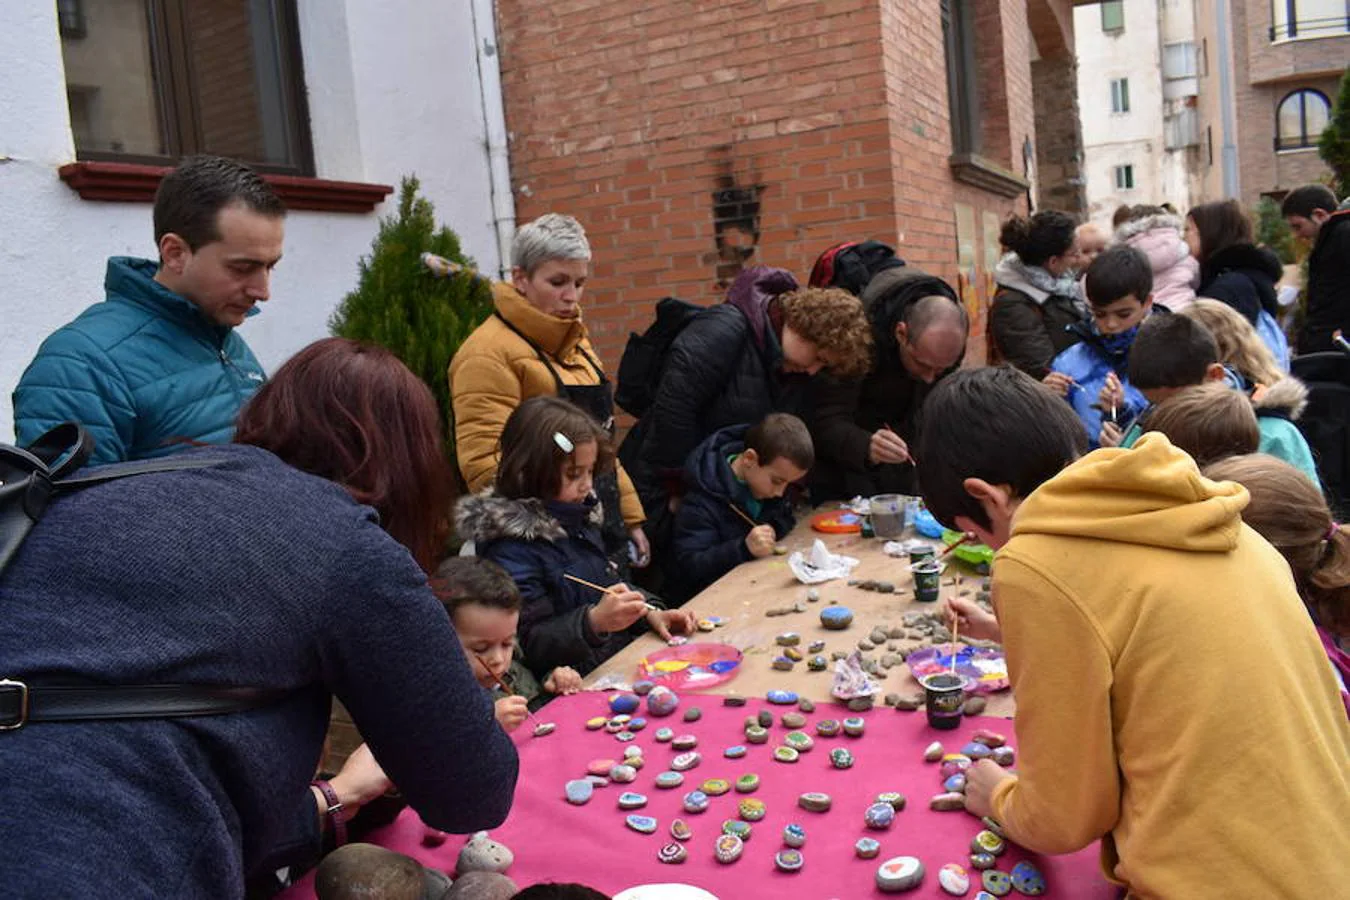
[{"xmin": 670, "ymin": 414, "xmax": 813, "ymax": 600}]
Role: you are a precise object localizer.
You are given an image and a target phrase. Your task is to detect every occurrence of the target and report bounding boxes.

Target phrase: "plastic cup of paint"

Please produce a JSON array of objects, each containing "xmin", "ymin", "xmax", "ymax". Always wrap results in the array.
[
  {"xmin": 910, "ymin": 560, "xmax": 941, "ymax": 602},
  {"xmin": 909, "ymin": 544, "xmax": 937, "ymax": 566},
  {"xmin": 870, "ymin": 494, "xmax": 905, "ymax": 538},
  {"xmin": 919, "ymin": 672, "xmax": 968, "ymax": 730}
]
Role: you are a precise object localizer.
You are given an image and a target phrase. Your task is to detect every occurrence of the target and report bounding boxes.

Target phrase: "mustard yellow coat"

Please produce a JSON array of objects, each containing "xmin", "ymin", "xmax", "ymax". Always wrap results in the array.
[{"xmin": 449, "ymin": 282, "xmax": 645, "ymax": 527}]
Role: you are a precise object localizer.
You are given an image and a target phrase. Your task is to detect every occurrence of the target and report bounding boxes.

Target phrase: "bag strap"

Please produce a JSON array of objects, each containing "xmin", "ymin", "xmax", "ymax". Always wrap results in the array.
[
  {"xmin": 0, "ymin": 681, "xmax": 290, "ymax": 731},
  {"xmin": 55, "ymin": 456, "xmax": 223, "ymax": 491}
]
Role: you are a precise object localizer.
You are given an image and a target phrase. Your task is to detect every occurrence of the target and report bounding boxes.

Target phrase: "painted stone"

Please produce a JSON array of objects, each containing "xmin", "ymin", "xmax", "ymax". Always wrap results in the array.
[
  {"xmin": 617, "ymin": 792, "xmax": 648, "ymax": 810},
  {"xmin": 864, "ymin": 802, "xmax": 896, "ymax": 829},
  {"xmin": 781, "ymin": 712, "xmax": 806, "ymax": 729},
  {"xmin": 457, "ymin": 831, "xmax": 514, "ymax": 875},
  {"xmin": 614, "ymin": 731, "xmax": 637, "ymax": 742},
  {"xmin": 682, "ymin": 791, "xmax": 710, "ymax": 813},
  {"xmin": 757, "ymin": 710, "xmax": 774, "ymax": 728},
  {"xmin": 632, "ymin": 680, "xmax": 655, "ymax": 696},
  {"xmin": 697, "ymin": 618, "xmax": 716, "ymax": 632},
  {"xmin": 657, "ymin": 842, "xmax": 687, "ymax": 864},
  {"xmin": 784, "ymin": 731, "xmax": 814, "ymax": 752},
  {"xmin": 820, "ymin": 606, "xmax": 854, "ymax": 630},
  {"xmin": 830, "ymin": 747, "xmax": 854, "ymax": 769},
  {"xmin": 930, "ymin": 791, "xmax": 966, "ymax": 811},
  {"xmin": 531, "ymin": 721, "xmax": 556, "ymax": 737},
  {"xmin": 843, "ymin": 717, "xmax": 866, "ymax": 737},
  {"xmin": 586, "ymin": 759, "xmax": 617, "ymax": 777},
  {"xmin": 738, "ymin": 798, "xmax": 766, "ymax": 821},
  {"xmin": 654, "ymin": 727, "xmax": 674, "ymax": 743},
  {"xmin": 816, "ymin": 719, "xmax": 842, "ymax": 737},
  {"xmin": 721, "ymin": 819, "xmax": 752, "ymax": 840},
  {"xmin": 626, "ymin": 717, "xmax": 647, "ymax": 732},
  {"xmin": 625, "ymin": 814, "xmax": 658, "ymax": 834},
  {"xmin": 724, "ymin": 745, "xmax": 748, "ymax": 759},
  {"xmin": 714, "ymin": 833, "xmax": 744, "ymax": 864},
  {"xmin": 605, "ymin": 720, "xmax": 627, "ymax": 734},
  {"xmin": 972, "ymin": 830, "xmax": 1005, "ymax": 856},
  {"xmin": 735, "ymin": 773, "xmax": 760, "ymax": 793},
  {"xmin": 773, "ymin": 746, "xmax": 800, "ymax": 763},
  {"xmin": 783, "ymin": 823, "xmax": 806, "ymax": 848},
  {"xmin": 807, "ymin": 655, "xmax": 828, "ymax": 671},
  {"xmin": 610, "ymin": 764, "xmax": 638, "ymax": 783},
  {"xmin": 646, "ymin": 686, "xmax": 680, "ymax": 717},
  {"xmin": 585, "ymin": 776, "xmax": 609, "ymax": 788},
  {"xmin": 585, "ymin": 716, "xmax": 607, "ymax": 730},
  {"xmin": 766, "ymin": 689, "xmax": 798, "ymax": 705},
  {"xmin": 745, "ymin": 725, "xmax": 769, "ymax": 744},
  {"xmin": 970, "ymin": 853, "xmax": 996, "ymax": 870},
  {"xmin": 700, "ymin": 778, "xmax": 730, "ymax": 796},
  {"xmin": 723, "ymin": 694, "xmax": 747, "ymax": 707},
  {"xmin": 974, "ymin": 892, "xmax": 998, "ymax": 900},
  {"xmin": 876, "ymin": 791, "xmax": 906, "ymax": 811},
  {"xmin": 808, "ymin": 639, "xmax": 826, "ymax": 653},
  {"xmin": 772, "ymin": 656, "xmax": 795, "ymax": 671},
  {"xmin": 776, "ymin": 632, "xmax": 801, "ymax": 646},
  {"xmin": 775, "ymin": 848, "xmax": 805, "ymax": 872},
  {"xmin": 981, "ymin": 869, "xmax": 1012, "ymax": 896},
  {"xmin": 670, "ymin": 818, "xmax": 692, "ymax": 841},
  {"xmin": 971, "ymin": 729, "xmax": 1007, "ymax": 748},
  {"xmin": 943, "ymin": 773, "xmax": 967, "ymax": 793},
  {"xmin": 670, "ymin": 751, "xmax": 701, "ymax": 771},
  {"xmin": 962, "ymin": 742, "xmax": 992, "ymax": 761},
  {"xmin": 938, "ymin": 863, "xmax": 970, "ymax": 896},
  {"xmin": 991, "ymin": 747, "xmax": 1016, "ymax": 767},
  {"xmin": 1010, "ymin": 861, "xmax": 1046, "ymax": 895},
  {"xmin": 981, "ymin": 817, "xmax": 1006, "ymax": 837},
  {"xmin": 683, "ymin": 707, "xmax": 702, "ymax": 723},
  {"xmin": 609, "ymin": 693, "xmax": 640, "ymax": 715},
  {"xmin": 940, "ymin": 754, "xmax": 973, "ymax": 778},
  {"xmin": 855, "ymin": 837, "xmax": 881, "ymax": 859},
  {"xmin": 875, "ymin": 856, "xmax": 925, "ymax": 893},
  {"xmin": 672, "ymin": 734, "xmax": 698, "ymax": 751},
  {"xmin": 564, "ymin": 780, "xmax": 593, "ymax": 805},
  {"xmin": 797, "ymin": 698, "xmax": 816, "ymax": 713},
  {"xmin": 654, "ymin": 771, "xmax": 684, "ymax": 790},
  {"xmin": 798, "ymin": 792, "xmax": 832, "ymax": 812}
]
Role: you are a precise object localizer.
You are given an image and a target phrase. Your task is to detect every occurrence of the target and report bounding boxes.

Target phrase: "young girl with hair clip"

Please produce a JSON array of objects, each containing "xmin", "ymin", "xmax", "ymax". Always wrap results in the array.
[
  {"xmin": 1204, "ymin": 454, "xmax": 1350, "ymax": 716},
  {"xmin": 456, "ymin": 396, "xmax": 698, "ymax": 679}
]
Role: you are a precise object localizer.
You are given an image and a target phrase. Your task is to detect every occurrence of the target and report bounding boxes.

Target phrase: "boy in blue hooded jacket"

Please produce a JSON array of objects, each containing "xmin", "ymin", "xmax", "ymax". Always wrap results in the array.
[{"xmin": 1044, "ymin": 245, "xmax": 1159, "ymax": 448}]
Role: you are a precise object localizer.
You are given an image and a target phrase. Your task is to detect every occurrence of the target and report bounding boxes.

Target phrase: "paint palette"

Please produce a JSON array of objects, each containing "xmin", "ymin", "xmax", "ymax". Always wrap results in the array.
[
  {"xmin": 906, "ymin": 645, "xmax": 1009, "ymax": 694},
  {"xmin": 636, "ymin": 643, "xmax": 743, "ymax": 689},
  {"xmin": 810, "ymin": 509, "xmax": 863, "ymax": 534}
]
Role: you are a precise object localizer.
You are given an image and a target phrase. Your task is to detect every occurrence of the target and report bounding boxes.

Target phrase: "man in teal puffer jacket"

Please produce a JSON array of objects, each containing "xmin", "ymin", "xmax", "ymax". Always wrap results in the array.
[{"xmin": 12, "ymin": 155, "xmax": 284, "ymax": 462}]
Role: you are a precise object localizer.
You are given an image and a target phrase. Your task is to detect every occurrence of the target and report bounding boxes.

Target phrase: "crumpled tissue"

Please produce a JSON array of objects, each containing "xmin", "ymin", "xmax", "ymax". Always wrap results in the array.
[{"xmin": 787, "ymin": 538, "xmax": 859, "ymax": 584}]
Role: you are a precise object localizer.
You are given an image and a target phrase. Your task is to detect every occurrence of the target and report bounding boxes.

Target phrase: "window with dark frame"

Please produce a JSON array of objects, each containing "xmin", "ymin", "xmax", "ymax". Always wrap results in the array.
[
  {"xmin": 1269, "ymin": 0, "xmax": 1350, "ymax": 41},
  {"xmin": 1114, "ymin": 165, "xmax": 1135, "ymax": 190},
  {"xmin": 57, "ymin": 0, "xmax": 313, "ymax": 176},
  {"xmin": 1101, "ymin": 0, "xmax": 1126, "ymax": 32},
  {"xmin": 1111, "ymin": 78, "xmax": 1131, "ymax": 113},
  {"xmin": 1275, "ymin": 88, "xmax": 1332, "ymax": 150},
  {"xmin": 941, "ymin": 0, "xmax": 979, "ymax": 157}
]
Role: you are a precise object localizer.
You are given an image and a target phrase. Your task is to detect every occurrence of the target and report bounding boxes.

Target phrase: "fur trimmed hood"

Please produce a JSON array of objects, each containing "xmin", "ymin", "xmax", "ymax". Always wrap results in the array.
[
  {"xmin": 994, "ymin": 253, "xmax": 1081, "ymax": 305},
  {"xmin": 455, "ymin": 490, "xmax": 605, "ymax": 546},
  {"xmin": 1254, "ymin": 376, "xmax": 1309, "ymax": 421}
]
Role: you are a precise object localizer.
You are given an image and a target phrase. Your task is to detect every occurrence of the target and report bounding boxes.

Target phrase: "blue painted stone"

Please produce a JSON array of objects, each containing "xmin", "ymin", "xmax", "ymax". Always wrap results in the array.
[
  {"xmin": 646, "ymin": 686, "xmax": 680, "ymax": 717},
  {"xmin": 564, "ymin": 779, "xmax": 593, "ymax": 805},
  {"xmin": 855, "ymin": 837, "xmax": 881, "ymax": 859},
  {"xmin": 981, "ymin": 869, "xmax": 1012, "ymax": 896},
  {"xmin": 618, "ymin": 792, "xmax": 648, "ymax": 809},
  {"xmin": 628, "ymin": 717, "xmax": 648, "ymax": 732},
  {"xmin": 614, "ymin": 731, "xmax": 637, "ymax": 742},
  {"xmin": 819, "ymin": 606, "xmax": 854, "ymax": 630},
  {"xmin": 654, "ymin": 727, "xmax": 675, "ymax": 742},
  {"xmin": 944, "ymin": 773, "xmax": 967, "ymax": 793},
  {"xmin": 654, "ymin": 771, "xmax": 685, "ymax": 789},
  {"xmin": 766, "ymin": 690, "xmax": 799, "ymax": 705},
  {"xmin": 974, "ymin": 893, "xmax": 998, "ymax": 900},
  {"xmin": 864, "ymin": 802, "xmax": 896, "ymax": 829},
  {"xmin": 626, "ymin": 814, "xmax": 658, "ymax": 834},
  {"xmin": 783, "ymin": 823, "xmax": 806, "ymax": 848},
  {"xmin": 961, "ymin": 741, "xmax": 992, "ymax": 760},
  {"xmin": 609, "ymin": 693, "xmax": 640, "ymax": 714},
  {"xmin": 1010, "ymin": 861, "xmax": 1046, "ymax": 896},
  {"xmin": 632, "ymin": 680, "xmax": 656, "ymax": 695},
  {"xmin": 970, "ymin": 853, "xmax": 996, "ymax": 870},
  {"xmin": 682, "ymin": 790, "xmax": 710, "ymax": 813},
  {"xmin": 724, "ymin": 745, "xmax": 748, "ymax": 759}
]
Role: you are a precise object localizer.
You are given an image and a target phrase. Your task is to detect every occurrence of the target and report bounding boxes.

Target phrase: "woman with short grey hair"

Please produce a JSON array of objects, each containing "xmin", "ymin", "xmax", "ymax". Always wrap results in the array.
[{"xmin": 450, "ymin": 214, "xmax": 650, "ymax": 568}]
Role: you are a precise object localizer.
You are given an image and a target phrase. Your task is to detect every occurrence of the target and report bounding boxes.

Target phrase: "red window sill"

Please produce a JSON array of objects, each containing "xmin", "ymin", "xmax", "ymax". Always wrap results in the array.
[{"xmin": 58, "ymin": 161, "xmax": 393, "ymax": 213}]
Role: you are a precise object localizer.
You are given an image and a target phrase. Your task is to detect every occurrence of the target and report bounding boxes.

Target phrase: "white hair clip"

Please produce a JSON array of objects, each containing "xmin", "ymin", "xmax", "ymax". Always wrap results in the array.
[{"xmin": 553, "ymin": 432, "xmax": 575, "ymax": 453}]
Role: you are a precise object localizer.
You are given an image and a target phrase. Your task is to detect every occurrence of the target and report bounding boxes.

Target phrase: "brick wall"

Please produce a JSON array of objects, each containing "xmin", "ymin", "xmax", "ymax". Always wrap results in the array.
[{"xmin": 496, "ymin": 0, "xmax": 1074, "ymax": 369}]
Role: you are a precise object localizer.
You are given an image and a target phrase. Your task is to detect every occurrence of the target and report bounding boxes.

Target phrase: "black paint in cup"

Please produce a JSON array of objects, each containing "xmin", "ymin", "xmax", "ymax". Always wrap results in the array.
[
  {"xmin": 919, "ymin": 672, "xmax": 968, "ymax": 730},
  {"xmin": 910, "ymin": 560, "xmax": 941, "ymax": 602}
]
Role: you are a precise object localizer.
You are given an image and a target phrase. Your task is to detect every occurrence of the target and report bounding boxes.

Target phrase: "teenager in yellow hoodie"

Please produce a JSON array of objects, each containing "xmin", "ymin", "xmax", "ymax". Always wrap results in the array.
[{"xmin": 919, "ymin": 366, "xmax": 1350, "ymax": 899}]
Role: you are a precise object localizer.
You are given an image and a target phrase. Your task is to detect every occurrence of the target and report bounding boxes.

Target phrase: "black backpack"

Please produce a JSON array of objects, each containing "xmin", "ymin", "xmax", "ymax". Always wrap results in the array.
[
  {"xmin": 1292, "ymin": 352, "xmax": 1350, "ymax": 517},
  {"xmin": 614, "ymin": 296, "xmax": 704, "ymax": 418},
  {"xmin": 1, "ymin": 424, "xmax": 287, "ymax": 729}
]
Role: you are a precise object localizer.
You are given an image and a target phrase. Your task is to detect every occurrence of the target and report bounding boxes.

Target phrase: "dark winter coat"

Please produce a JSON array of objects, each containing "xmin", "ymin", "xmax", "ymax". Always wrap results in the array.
[
  {"xmin": 670, "ymin": 425, "xmax": 797, "ymax": 600},
  {"xmin": 805, "ymin": 267, "xmax": 961, "ymax": 502},
  {"xmin": 1198, "ymin": 243, "xmax": 1290, "ymax": 368},
  {"xmin": 457, "ymin": 492, "xmax": 647, "ymax": 678},
  {"xmin": 989, "ymin": 254, "xmax": 1088, "ymax": 378},
  {"xmin": 619, "ymin": 266, "xmax": 808, "ymax": 530},
  {"xmin": 0, "ymin": 445, "xmax": 517, "ymax": 899},
  {"xmin": 1298, "ymin": 210, "xmax": 1350, "ymax": 354}
]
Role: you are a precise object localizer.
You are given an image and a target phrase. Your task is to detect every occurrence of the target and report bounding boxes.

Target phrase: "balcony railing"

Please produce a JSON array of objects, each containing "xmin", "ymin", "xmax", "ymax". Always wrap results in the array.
[{"xmin": 1270, "ymin": 15, "xmax": 1350, "ymax": 41}]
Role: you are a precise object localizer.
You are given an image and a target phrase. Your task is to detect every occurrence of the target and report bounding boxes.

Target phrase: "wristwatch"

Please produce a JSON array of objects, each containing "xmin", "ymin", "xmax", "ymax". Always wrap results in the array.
[{"xmin": 311, "ymin": 779, "xmax": 349, "ymax": 847}]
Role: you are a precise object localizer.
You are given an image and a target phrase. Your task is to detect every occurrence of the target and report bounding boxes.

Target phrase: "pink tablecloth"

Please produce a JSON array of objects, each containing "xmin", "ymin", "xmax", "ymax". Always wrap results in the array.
[{"xmin": 282, "ymin": 692, "xmax": 1117, "ymax": 899}]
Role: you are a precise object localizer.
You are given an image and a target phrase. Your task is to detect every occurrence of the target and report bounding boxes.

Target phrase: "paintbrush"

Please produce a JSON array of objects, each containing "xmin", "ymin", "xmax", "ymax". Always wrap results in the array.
[
  {"xmin": 727, "ymin": 502, "xmax": 759, "ymax": 529},
  {"xmin": 948, "ymin": 615, "xmax": 960, "ymax": 676},
  {"xmin": 883, "ymin": 422, "xmax": 918, "ymax": 466},
  {"xmin": 564, "ymin": 573, "xmax": 659, "ymax": 612},
  {"xmin": 940, "ymin": 532, "xmax": 976, "ymax": 558},
  {"xmin": 475, "ymin": 654, "xmax": 552, "ymax": 736}
]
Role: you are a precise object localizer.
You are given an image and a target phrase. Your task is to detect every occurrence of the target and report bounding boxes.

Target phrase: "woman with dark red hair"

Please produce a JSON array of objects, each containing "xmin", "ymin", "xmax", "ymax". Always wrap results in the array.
[{"xmin": 0, "ymin": 338, "xmax": 517, "ymax": 899}]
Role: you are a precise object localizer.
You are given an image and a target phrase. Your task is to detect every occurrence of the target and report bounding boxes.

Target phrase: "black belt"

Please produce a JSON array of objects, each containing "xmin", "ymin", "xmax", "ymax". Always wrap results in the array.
[{"xmin": 0, "ymin": 678, "xmax": 290, "ymax": 731}]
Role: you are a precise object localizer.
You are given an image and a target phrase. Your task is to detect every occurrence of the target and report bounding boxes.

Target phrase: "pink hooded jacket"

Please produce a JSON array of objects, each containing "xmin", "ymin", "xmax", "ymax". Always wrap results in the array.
[{"xmin": 1114, "ymin": 214, "xmax": 1200, "ymax": 312}]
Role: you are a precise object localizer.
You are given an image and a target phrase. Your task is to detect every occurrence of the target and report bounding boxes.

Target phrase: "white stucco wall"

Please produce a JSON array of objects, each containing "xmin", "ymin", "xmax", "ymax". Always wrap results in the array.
[{"xmin": 0, "ymin": 0, "xmax": 504, "ymax": 444}]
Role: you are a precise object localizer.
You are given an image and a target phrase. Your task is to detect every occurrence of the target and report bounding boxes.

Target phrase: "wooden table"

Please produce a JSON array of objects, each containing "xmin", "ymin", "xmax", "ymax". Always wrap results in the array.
[{"xmin": 586, "ymin": 514, "xmax": 1015, "ymax": 718}]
